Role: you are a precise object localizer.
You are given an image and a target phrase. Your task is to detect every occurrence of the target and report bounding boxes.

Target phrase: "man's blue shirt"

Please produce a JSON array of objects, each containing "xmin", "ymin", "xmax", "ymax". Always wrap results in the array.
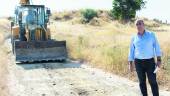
[{"xmin": 128, "ymin": 31, "xmax": 162, "ymax": 61}]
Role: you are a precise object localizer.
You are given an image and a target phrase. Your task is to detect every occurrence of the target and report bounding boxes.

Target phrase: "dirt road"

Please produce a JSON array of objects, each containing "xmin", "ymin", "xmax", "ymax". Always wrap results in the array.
[{"xmin": 5, "ymin": 39, "xmax": 170, "ymax": 96}]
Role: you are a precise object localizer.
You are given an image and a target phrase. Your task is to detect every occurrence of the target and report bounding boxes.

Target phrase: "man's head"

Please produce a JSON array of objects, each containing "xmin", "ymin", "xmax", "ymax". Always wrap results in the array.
[{"xmin": 135, "ymin": 19, "xmax": 145, "ymax": 34}]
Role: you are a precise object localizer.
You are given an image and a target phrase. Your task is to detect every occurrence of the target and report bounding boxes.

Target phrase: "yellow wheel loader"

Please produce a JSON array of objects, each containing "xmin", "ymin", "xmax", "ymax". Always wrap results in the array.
[{"xmin": 11, "ymin": 0, "xmax": 67, "ymax": 62}]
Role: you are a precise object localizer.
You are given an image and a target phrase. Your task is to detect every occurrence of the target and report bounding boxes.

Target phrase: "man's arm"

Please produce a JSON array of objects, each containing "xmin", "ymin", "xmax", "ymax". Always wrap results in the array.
[
  {"xmin": 128, "ymin": 37, "xmax": 135, "ymax": 61},
  {"xmin": 128, "ymin": 37, "xmax": 135, "ymax": 71},
  {"xmin": 153, "ymin": 33, "xmax": 162, "ymax": 67}
]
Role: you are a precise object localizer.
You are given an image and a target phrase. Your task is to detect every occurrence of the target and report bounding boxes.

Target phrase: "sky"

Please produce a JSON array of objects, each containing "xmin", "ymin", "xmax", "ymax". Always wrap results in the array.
[
  {"xmin": 0, "ymin": 0, "xmax": 112, "ymax": 17},
  {"xmin": 136, "ymin": 0, "xmax": 170, "ymax": 23},
  {"xmin": 0, "ymin": 0, "xmax": 170, "ymax": 23}
]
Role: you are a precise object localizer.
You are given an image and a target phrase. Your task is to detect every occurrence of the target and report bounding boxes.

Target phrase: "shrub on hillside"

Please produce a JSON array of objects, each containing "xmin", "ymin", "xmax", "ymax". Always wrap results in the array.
[{"xmin": 81, "ymin": 9, "xmax": 98, "ymax": 23}]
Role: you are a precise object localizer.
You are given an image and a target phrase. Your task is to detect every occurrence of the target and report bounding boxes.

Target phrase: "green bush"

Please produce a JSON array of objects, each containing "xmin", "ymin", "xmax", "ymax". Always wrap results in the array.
[{"xmin": 81, "ymin": 9, "xmax": 98, "ymax": 23}]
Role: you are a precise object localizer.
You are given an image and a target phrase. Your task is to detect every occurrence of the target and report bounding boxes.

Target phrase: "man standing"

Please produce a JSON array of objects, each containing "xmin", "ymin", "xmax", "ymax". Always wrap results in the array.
[{"xmin": 128, "ymin": 19, "xmax": 162, "ymax": 96}]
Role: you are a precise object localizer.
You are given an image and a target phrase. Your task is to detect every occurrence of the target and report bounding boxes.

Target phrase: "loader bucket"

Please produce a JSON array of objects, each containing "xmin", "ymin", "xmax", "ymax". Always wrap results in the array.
[{"xmin": 14, "ymin": 40, "xmax": 67, "ymax": 62}]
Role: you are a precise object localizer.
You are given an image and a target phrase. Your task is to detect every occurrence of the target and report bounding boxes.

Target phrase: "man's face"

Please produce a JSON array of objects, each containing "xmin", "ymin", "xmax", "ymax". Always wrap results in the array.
[{"xmin": 136, "ymin": 21, "xmax": 145, "ymax": 32}]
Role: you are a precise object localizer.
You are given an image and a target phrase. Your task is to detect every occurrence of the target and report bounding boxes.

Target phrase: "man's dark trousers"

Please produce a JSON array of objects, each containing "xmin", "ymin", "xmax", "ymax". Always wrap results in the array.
[{"xmin": 135, "ymin": 58, "xmax": 159, "ymax": 96}]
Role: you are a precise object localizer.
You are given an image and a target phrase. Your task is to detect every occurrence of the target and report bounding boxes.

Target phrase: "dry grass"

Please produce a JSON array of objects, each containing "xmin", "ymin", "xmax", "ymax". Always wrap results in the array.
[
  {"xmin": 0, "ymin": 18, "xmax": 10, "ymax": 96},
  {"xmin": 50, "ymin": 16, "xmax": 135, "ymax": 74},
  {"xmin": 50, "ymin": 11, "xmax": 170, "ymax": 90},
  {"xmin": 0, "ymin": 48, "xmax": 9, "ymax": 96}
]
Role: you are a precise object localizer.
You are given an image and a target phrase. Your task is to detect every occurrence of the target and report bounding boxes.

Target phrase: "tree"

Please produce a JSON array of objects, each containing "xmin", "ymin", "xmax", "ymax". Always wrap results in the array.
[{"xmin": 111, "ymin": 0, "xmax": 146, "ymax": 22}]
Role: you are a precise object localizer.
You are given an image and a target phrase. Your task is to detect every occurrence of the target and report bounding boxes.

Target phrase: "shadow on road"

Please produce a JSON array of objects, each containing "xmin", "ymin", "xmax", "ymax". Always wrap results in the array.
[{"xmin": 16, "ymin": 60, "xmax": 82, "ymax": 70}]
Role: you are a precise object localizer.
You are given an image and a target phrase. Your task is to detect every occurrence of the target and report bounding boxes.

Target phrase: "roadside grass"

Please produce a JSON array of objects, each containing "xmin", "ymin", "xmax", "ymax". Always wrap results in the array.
[{"xmin": 0, "ymin": 18, "xmax": 10, "ymax": 96}]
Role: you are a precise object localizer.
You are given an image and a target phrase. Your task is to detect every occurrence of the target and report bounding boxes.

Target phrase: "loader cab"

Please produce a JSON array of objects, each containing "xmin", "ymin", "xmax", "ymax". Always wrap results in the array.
[
  {"xmin": 14, "ymin": 5, "xmax": 50, "ymax": 25},
  {"xmin": 13, "ymin": 5, "xmax": 51, "ymax": 41}
]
